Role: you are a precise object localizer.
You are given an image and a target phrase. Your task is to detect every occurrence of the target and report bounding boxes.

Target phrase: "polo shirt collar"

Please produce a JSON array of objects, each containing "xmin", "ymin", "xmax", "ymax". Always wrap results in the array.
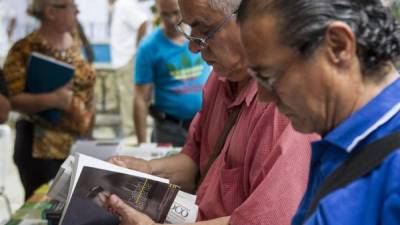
[{"xmin": 324, "ymin": 77, "xmax": 400, "ymax": 153}]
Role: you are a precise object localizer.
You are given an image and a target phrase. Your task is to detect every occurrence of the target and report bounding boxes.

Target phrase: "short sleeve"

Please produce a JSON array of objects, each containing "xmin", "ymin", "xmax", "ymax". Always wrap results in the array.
[
  {"xmin": 181, "ymin": 112, "xmax": 202, "ymax": 165},
  {"xmin": 3, "ymin": 42, "xmax": 29, "ymax": 96},
  {"xmin": 134, "ymin": 42, "xmax": 155, "ymax": 84}
]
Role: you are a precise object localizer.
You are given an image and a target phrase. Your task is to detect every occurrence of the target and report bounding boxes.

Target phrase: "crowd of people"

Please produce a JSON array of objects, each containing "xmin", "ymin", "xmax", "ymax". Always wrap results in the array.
[{"xmin": 0, "ymin": 0, "xmax": 399, "ymax": 225}]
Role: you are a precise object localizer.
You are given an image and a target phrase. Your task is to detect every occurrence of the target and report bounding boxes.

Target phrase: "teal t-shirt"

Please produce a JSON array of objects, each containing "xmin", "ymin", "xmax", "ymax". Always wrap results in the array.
[{"xmin": 135, "ymin": 27, "xmax": 211, "ymax": 120}]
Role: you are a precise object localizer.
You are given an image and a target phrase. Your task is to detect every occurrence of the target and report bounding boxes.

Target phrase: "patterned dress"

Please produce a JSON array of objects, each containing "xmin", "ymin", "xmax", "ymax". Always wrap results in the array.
[{"xmin": 3, "ymin": 31, "xmax": 96, "ymax": 159}]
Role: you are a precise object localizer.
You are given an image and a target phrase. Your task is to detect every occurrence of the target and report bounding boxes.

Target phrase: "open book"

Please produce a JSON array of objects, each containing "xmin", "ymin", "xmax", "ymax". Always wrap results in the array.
[
  {"xmin": 51, "ymin": 154, "xmax": 198, "ymax": 224},
  {"xmin": 69, "ymin": 140, "xmax": 181, "ymax": 161}
]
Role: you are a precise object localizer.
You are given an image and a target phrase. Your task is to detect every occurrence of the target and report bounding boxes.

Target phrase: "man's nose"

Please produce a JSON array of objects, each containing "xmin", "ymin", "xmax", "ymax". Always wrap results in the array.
[{"xmin": 188, "ymin": 41, "xmax": 201, "ymax": 53}]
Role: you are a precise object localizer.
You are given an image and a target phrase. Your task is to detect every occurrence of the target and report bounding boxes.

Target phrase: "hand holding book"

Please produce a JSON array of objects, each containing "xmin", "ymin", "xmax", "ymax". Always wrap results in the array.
[
  {"xmin": 51, "ymin": 82, "xmax": 74, "ymax": 111},
  {"xmin": 107, "ymin": 155, "xmax": 151, "ymax": 174},
  {"xmin": 65, "ymin": 96, "xmax": 95, "ymax": 136},
  {"xmin": 26, "ymin": 52, "xmax": 75, "ymax": 123},
  {"xmin": 105, "ymin": 194, "xmax": 158, "ymax": 225}
]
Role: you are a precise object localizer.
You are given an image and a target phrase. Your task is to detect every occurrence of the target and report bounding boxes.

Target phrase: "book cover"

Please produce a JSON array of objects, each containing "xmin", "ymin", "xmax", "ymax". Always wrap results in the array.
[
  {"xmin": 61, "ymin": 166, "xmax": 179, "ymax": 225},
  {"xmin": 26, "ymin": 52, "xmax": 75, "ymax": 124},
  {"xmin": 50, "ymin": 153, "xmax": 198, "ymax": 224}
]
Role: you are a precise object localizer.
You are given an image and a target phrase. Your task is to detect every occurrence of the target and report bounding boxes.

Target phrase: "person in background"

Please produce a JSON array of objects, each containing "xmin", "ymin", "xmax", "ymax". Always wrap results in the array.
[
  {"xmin": 3, "ymin": 0, "xmax": 96, "ymax": 199},
  {"xmin": 2, "ymin": 0, "xmax": 29, "ymax": 42},
  {"xmin": 0, "ymin": 94, "xmax": 9, "ymax": 123},
  {"xmin": 0, "ymin": 0, "xmax": 16, "ymax": 64},
  {"xmin": 0, "ymin": 69, "xmax": 10, "ymax": 123},
  {"xmin": 76, "ymin": 21, "xmax": 94, "ymax": 64},
  {"xmin": 110, "ymin": 0, "xmax": 148, "ymax": 137},
  {"xmin": 133, "ymin": 0, "xmax": 211, "ymax": 147},
  {"xmin": 136, "ymin": 2, "xmax": 158, "ymax": 46},
  {"xmin": 104, "ymin": 0, "xmax": 318, "ymax": 224},
  {"xmin": 238, "ymin": 0, "xmax": 400, "ymax": 224}
]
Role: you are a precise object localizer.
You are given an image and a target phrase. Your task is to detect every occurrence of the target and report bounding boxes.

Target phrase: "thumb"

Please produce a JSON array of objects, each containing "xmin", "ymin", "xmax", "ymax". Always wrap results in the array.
[{"xmin": 108, "ymin": 194, "xmax": 137, "ymax": 218}]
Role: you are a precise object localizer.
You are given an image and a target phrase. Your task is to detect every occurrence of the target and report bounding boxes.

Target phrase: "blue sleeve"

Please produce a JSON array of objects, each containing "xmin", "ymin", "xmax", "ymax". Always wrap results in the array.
[
  {"xmin": 381, "ymin": 191, "xmax": 400, "ymax": 224},
  {"xmin": 134, "ymin": 43, "xmax": 154, "ymax": 84}
]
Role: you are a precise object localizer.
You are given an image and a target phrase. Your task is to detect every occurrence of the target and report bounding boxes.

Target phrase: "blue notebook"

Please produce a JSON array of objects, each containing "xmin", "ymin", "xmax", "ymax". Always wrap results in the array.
[{"xmin": 26, "ymin": 52, "xmax": 75, "ymax": 124}]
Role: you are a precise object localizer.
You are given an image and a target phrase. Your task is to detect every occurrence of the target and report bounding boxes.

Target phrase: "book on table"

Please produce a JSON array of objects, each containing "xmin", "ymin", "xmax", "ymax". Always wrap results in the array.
[
  {"xmin": 26, "ymin": 52, "xmax": 75, "ymax": 124},
  {"xmin": 50, "ymin": 153, "xmax": 198, "ymax": 225},
  {"xmin": 48, "ymin": 140, "xmax": 182, "ymax": 202}
]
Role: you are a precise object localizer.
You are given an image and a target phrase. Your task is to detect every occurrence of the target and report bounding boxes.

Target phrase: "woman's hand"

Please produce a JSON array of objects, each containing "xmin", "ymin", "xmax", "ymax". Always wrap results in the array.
[
  {"xmin": 52, "ymin": 82, "xmax": 73, "ymax": 111},
  {"xmin": 106, "ymin": 194, "xmax": 156, "ymax": 225}
]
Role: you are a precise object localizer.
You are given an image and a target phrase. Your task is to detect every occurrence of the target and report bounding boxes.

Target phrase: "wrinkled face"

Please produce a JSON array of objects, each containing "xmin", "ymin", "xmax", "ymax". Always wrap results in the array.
[
  {"xmin": 157, "ymin": 0, "xmax": 181, "ymax": 35},
  {"xmin": 47, "ymin": 0, "xmax": 79, "ymax": 32},
  {"xmin": 241, "ymin": 14, "xmax": 340, "ymax": 134},
  {"xmin": 178, "ymin": 0, "xmax": 248, "ymax": 82}
]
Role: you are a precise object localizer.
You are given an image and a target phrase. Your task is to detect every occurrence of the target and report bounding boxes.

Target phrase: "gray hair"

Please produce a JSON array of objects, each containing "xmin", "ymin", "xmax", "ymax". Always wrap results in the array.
[
  {"xmin": 238, "ymin": 0, "xmax": 400, "ymax": 76},
  {"xmin": 208, "ymin": 0, "xmax": 241, "ymax": 15},
  {"xmin": 28, "ymin": 0, "xmax": 61, "ymax": 20}
]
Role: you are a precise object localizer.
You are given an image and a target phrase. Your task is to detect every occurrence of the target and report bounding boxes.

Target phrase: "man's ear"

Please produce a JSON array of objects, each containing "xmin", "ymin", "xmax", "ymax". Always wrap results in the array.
[{"xmin": 323, "ymin": 21, "xmax": 356, "ymax": 68}]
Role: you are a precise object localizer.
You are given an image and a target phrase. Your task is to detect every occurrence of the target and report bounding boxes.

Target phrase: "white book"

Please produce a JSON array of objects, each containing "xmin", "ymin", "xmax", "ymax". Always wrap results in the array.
[{"xmin": 70, "ymin": 140, "xmax": 181, "ymax": 161}]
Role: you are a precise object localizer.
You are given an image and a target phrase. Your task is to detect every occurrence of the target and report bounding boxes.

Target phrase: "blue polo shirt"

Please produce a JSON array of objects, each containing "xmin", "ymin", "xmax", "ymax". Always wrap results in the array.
[{"xmin": 292, "ymin": 78, "xmax": 400, "ymax": 225}]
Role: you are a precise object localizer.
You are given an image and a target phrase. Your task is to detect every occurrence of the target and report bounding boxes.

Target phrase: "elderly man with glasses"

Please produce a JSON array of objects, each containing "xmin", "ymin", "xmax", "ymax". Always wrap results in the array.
[{"xmin": 105, "ymin": 0, "xmax": 318, "ymax": 225}]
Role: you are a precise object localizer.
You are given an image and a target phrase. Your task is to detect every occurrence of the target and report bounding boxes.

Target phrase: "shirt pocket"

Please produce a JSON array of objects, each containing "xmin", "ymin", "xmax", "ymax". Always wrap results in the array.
[{"xmin": 218, "ymin": 164, "xmax": 246, "ymax": 213}]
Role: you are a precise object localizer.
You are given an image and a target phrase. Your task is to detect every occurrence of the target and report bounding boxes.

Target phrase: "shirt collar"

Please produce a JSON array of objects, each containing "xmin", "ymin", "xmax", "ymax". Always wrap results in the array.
[
  {"xmin": 324, "ymin": 77, "xmax": 400, "ymax": 153},
  {"xmin": 218, "ymin": 75, "xmax": 258, "ymax": 109}
]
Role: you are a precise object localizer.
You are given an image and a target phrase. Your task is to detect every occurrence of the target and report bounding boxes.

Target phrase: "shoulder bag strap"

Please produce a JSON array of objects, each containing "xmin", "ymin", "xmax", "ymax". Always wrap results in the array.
[
  {"xmin": 197, "ymin": 105, "xmax": 242, "ymax": 186},
  {"xmin": 304, "ymin": 132, "xmax": 400, "ymax": 222}
]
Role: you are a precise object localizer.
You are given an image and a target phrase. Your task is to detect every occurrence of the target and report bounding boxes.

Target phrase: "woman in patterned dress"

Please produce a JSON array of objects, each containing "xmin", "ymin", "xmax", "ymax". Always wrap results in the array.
[{"xmin": 3, "ymin": 0, "xmax": 96, "ymax": 199}]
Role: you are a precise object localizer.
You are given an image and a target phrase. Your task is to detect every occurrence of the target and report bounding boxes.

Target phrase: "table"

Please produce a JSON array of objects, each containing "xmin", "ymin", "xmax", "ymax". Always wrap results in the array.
[
  {"xmin": 5, "ymin": 143, "xmax": 182, "ymax": 225},
  {"xmin": 5, "ymin": 185, "xmax": 50, "ymax": 225}
]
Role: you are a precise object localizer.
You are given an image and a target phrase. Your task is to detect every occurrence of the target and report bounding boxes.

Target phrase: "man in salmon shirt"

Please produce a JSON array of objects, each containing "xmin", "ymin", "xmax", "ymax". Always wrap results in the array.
[{"xmin": 105, "ymin": 0, "xmax": 319, "ymax": 224}]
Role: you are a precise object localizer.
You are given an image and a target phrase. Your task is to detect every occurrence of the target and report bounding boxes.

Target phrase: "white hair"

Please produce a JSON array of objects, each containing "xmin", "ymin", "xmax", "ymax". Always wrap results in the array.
[{"xmin": 208, "ymin": 0, "xmax": 241, "ymax": 15}]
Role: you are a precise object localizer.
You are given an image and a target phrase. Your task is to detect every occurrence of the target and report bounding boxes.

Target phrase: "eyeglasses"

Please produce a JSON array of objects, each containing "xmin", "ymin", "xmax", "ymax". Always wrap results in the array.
[
  {"xmin": 247, "ymin": 54, "xmax": 300, "ymax": 92},
  {"xmin": 51, "ymin": 3, "xmax": 78, "ymax": 11},
  {"xmin": 176, "ymin": 11, "xmax": 237, "ymax": 50},
  {"xmin": 248, "ymin": 68, "xmax": 282, "ymax": 92}
]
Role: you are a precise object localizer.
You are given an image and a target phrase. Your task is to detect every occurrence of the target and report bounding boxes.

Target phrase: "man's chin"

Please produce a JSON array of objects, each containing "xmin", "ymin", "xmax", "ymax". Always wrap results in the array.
[
  {"xmin": 290, "ymin": 118, "xmax": 316, "ymax": 134},
  {"xmin": 213, "ymin": 67, "xmax": 230, "ymax": 78},
  {"xmin": 215, "ymin": 68, "xmax": 246, "ymax": 82}
]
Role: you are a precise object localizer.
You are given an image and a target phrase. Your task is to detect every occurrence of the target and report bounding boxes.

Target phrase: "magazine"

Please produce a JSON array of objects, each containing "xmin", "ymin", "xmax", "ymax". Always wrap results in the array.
[{"xmin": 54, "ymin": 154, "xmax": 198, "ymax": 224}]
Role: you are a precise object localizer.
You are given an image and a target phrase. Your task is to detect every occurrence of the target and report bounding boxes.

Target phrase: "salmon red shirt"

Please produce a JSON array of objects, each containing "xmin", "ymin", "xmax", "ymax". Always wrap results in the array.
[{"xmin": 182, "ymin": 72, "xmax": 319, "ymax": 225}]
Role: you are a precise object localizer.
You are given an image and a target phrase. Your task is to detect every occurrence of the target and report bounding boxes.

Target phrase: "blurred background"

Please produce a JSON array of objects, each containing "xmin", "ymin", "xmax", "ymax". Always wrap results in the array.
[
  {"xmin": 0, "ymin": 0, "xmax": 399, "ymax": 223},
  {"xmin": 0, "ymin": 0, "xmax": 155, "ymax": 223}
]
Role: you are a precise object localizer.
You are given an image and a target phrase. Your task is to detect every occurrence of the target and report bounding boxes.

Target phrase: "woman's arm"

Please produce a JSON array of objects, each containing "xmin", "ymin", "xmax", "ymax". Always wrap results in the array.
[{"xmin": 0, "ymin": 94, "xmax": 10, "ymax": 123}]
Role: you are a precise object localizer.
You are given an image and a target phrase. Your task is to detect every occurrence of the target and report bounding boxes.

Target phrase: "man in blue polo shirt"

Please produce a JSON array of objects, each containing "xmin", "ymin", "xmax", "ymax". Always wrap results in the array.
[
  {"xmin": 133, "ymin": 0, "xmax": 210, "ymax": 146},
  {"xmin": 238, "ymin": 0, "xmax": 400, "ymax": 224}
]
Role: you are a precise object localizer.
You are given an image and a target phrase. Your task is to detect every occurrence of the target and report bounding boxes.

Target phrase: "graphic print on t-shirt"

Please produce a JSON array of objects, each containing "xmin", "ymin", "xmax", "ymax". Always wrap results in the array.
[{"xmin": 166, "ymin": 54, "xmax": 205, "ymax": 81}]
